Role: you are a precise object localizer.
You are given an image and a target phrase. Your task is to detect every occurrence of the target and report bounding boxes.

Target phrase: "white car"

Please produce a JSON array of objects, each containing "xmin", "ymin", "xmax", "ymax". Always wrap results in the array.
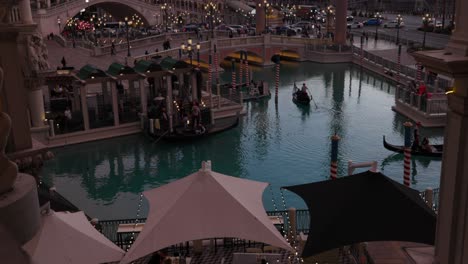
[
  {"xmin": 383, "ymin": 21, "xmax": 404, "ymax": 28},
  {"xmin": 347, "ymin": 21, "xmax": 363, "ymax": 29}
]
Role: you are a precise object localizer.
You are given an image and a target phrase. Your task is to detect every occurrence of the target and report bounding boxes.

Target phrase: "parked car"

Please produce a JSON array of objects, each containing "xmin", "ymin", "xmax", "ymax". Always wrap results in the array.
[
  {"xmin": 383, "ymin": 21, "xmax": 404, "ymax": 28},
  {"xmin": 229, "ymin": 25, "xmax": 245, "ymax": 33},
  {"xmin": 292, "ymin": 21, "xmax": 311, "ymax": 28},
  {"xmin": 363, "ymin": 18, "xmax": 382, "ymax": 26},
  {"xmin": 347, "ymin": 21, "xmax": 363, "ymax": 29},
  {"xmin": 346, "ymin": 15, "xmax": 354, "ymax": 21},
  {"xmin": 216, "ymin": 24, "xmax": 236, "ymax": 33},
  {"xmin": 182, "ymin": 25, "xmax": 199, "ymax": 32}
]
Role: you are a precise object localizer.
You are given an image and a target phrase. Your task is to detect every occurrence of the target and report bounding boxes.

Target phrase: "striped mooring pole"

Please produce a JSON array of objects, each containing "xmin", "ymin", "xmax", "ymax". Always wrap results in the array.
[
  {"xmin": 330, "ymin": 134, "xmax": 340, "ymax": 180},
  {"xmin": 239, "ymin": 52, "xmax": 243, "ymax": 87},
  {"xmin": 416, "ymin": 62, "xmax": 422, "ymax": 86},
  {"xmin": 245, "ymin": 53, "xmax": 249, "ymax": 83},
  {"xmin": 403, "ymin": 121, "xmax": 413, "ymax": 186},
  {"xmin": 397, "ymin": 44, "xmax": 401, "ymax": 84},
  {"xmin": 214, "ymin": 44, "xmax": 219, "ymax": 84},
  {"xmin": 231, "ymin": 58, "xmax": 236, "ymax": 91},
  {"xmin": 275, "ymin": 60, "xmax": 280, "ymax": 103},
  {"xmin": 208, "ymin": 54, "xmax": 212, "ymax": 92}
]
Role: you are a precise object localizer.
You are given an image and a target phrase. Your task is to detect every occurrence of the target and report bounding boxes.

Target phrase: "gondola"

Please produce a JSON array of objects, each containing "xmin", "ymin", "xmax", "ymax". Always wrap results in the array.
[
  {"xmin": 292, "ymin": 90, "xmax": 311, "ymax": 105},
  {"xmin": 152, "ymin": 118, "xmax": 239, "ymax": 142},
  {"xmin": 383, "ymin": 135, "xmax": 443, "ymax": 158}
]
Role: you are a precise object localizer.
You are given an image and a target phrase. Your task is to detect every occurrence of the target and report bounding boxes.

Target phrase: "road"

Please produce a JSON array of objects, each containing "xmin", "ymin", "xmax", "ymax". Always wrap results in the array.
[{"xmin": 351, "ymin": 14, "xmax": 450, "ymax": 49}]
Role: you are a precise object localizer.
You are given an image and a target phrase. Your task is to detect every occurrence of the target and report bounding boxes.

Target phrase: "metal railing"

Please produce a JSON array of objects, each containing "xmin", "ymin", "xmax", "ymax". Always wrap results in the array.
[{"xmin": 395, "ymin": 86, "xmax": 448, "ymax": 116}]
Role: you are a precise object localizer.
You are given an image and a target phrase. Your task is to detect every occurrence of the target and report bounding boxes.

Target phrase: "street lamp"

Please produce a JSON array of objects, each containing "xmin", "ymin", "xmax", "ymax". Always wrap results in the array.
[
  {"xmin": 161, "ymin": 3, "xmax": 170, "ymax": 32},
  {"xmin": 124, "ymin": 16, "xmax": 131, "ymax": 57},
  {"xmin": 57, "ymin": 18, "xmax": 61, "ymax": 33},
  {"xmin": 374, "ymin": 12, "xmax": 380, "ymax": 41},
  {"xmin": 180, "ymin": 38, "xmax": 201, "ymax": 67},
  {"xmin": 422, "ymin": 13, "xmax": 431, "ymax": 49},
  {"xmin": 258, "ymin": 0, "xmax": 270, "ymax": 33},
  {"xmin": 326, "ymin": 5, "xmax": 334, "ymax": 38},
  {"xmin": 396, "ymin": 14, "xmax": 403, "ymax": 44},
  {"xmin": 204, "ymin": 1, "xmax": 219, "ymax": 39}
]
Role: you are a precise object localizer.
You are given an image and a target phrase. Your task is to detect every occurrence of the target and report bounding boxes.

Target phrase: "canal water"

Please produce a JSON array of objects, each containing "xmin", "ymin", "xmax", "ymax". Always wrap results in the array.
[{"xmin": 41, "ymin": 62, "xmax": 444, "ymax": 220}]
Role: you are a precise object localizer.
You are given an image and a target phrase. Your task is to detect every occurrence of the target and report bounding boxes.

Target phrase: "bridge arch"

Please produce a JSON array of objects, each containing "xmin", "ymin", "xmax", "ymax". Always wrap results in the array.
[
  {"xmin": 34, "ymin": 0, "xmax": 160, "ymax": 36},
  {"xmin": 274, "ymin": 49, "xmax": 301, "ymax": 61},
  {"xmin": 220, "ymin": 49, "xmax": 264, "ymax": 66}
]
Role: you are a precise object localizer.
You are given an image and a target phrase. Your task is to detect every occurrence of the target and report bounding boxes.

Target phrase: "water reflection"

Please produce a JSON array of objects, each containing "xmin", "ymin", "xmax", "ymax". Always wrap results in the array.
[{"xmin": 42, "ymin": 62, "xmax": 444, "ymax": 219}]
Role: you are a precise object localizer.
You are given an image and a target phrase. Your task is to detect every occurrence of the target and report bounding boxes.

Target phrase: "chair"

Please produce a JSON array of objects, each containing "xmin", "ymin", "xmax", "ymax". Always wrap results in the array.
[
  {"xmin": 246, "ymin": 247, "xmax": 262, "ymax": 253},
  {"xmin": 263, "ymin": 246, "xmax": 279, "ymax": 253}
]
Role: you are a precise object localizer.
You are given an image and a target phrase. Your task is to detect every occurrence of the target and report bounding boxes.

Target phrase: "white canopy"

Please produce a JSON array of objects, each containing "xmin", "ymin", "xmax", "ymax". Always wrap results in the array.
[
  {"xmin": 23, "ymin": 210, "xmax": 124, "ymax": 264},
  {"xmin": 121, "ymin": 161, "xmax": 292, "ymax": 264}
]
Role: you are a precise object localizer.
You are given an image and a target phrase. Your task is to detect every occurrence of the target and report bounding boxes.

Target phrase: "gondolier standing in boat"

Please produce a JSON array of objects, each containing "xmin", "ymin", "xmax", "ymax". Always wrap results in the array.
[
  {"xmin": 192, "ymin": 101, "xmax": 201, "ymax": 130},
  {"xmin": 412, "ymin": 121, "xmax": 421, "ymax": 151},
  {"xmin": 301, "ymin": 83, "xmax": 308, "ymax": 94}
]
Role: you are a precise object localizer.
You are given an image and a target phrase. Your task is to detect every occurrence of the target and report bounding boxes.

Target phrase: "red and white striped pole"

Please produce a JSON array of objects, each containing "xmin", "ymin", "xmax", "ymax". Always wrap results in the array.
[
  {"xmin": 239, "ymin": 52, "xmax": 243, "ymax": 87},
  {"xmin": 214, "ymin": 44, "xmax": 219, "ymax": 84},
  {"xmin": 245, "ymin": 56, "xmax": 249, "ymax": 84},
  {"xmin": 403, "ymin": 121, "xmax": 413, "ymax": 187},
  {"xmin": 208, "ymin": 53, "xmax": 212, "ymax": 92},
  {"xmin": 397, "ymin": 44, "xmax": 401, "ymax": 84},
  {"xmin": 416, "ymin": 62, "xmax": 422, "ymax": 86},
  {"xmin": 330, "ymin": 134, "xmax": 340, "ymax": 180},
  {"xmin": 231, "ymin": 58, "xmax": 236, "ymax": 91},
  {"xmin": 275, "ymin": 61, "xmax": 280, "ymax": 103}
]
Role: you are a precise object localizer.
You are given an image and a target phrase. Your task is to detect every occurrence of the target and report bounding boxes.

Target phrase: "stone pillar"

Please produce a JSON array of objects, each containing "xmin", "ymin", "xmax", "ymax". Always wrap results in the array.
[
  {"xmin": 255, "ymin": 0, "xmax": 266, "ymax": 35},
  {"xmin": 447, "ymin": 0, "xmax": 468, "ymax": 56},
  {"xmin": 111, "ymin": 82, "xmax": 120, "ymax": 126},
  {"xmin": 139, "ymin": 79, "xmax": 147, "ymax": 116},
  {"xmin": 46, "ymin": 0, "xmax": 51, "ymax": 8},
  {"xmin": 0, "ymin": 30, "xmax": 32, "ymax": 152},
  {"xmin": 28, "ymin": 88, "xmax": 45, "ymax": 128},
  {"xmin": 102, "ymin": 81, "xmax": 110, "ymax": 105},
  {"xmin": 19, "ymin": 0, "xmax": 34, "ymax": 24},
  {"xmin": 434, "ymin": 76, "xmax": 468, "ymax": 264},
  {"xmin": 80, "ymin": 85, "xmax": 90, "ymax": 130},
  {"xmin": 334, "ymin": 0, "xmax": 348, "ymax": 45},
  {"xmin": 191, "ymin": 72, "xmax": 197, "ymax": 102}
]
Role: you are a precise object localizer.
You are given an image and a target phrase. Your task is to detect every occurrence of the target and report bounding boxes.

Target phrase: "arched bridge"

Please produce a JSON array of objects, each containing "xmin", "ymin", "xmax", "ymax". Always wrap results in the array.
[
  {"xmin": 32, "ymin": 0, "xmax": 161, "ymax": 36},
  {"xmin": 131, "ymin": 34, "xmax": 334, "ymax": 67}
]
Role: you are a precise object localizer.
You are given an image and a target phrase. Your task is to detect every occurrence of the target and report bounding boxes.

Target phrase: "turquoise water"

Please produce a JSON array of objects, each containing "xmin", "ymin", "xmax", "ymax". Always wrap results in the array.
[{"xmin": 41, "ymin": 62, "xmax": 444, "ymax": 220}]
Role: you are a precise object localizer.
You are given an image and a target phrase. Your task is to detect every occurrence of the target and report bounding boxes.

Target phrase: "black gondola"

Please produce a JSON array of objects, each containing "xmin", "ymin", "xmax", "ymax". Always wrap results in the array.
[
  {"xmin": 152, "ymin": 118, "xmax": 239, "ymax": 142},
  {"xmin": 383, "ymin": 135, "xmax": 443, "ymax": 158},
  {"xmin": 292, "ymin": 90, "xmax": 311, "ymax": 105}
]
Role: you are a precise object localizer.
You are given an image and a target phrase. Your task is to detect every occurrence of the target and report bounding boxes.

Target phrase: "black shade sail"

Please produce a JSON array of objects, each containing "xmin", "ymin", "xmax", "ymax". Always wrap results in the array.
[{"xmin": 283, "ymin": 170, "xmax": 436, "ymax": 258}]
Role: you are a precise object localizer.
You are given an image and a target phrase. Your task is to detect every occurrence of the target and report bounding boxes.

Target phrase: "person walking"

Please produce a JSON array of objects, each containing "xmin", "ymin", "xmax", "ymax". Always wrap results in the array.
[{"xmin": 111, "ymin": 42, "xmax": 116, "ymax": 55}]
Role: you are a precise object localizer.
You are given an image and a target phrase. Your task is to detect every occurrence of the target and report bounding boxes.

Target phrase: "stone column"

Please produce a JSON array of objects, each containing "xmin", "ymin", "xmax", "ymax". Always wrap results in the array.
[
  {"xmin": 447, "ymin": 0, "xmax": 468, "ymax": 55},
  {"xmin": 334, "ymin": 0, "xmax": 347, "ymax": 45},
  {"xmin": 111, "ymin": 82, "xmax": 120, "ymax": 126},
  {"xmin": 28, "ymin": 88, "xmax": 45, "ymax": 128},
  {"xmin": 433, "ymin": 76, "xmax": 468, "ymax": 264},
  {"xmin": 139, "ymin": 79, "xmax": 147, "ymax": 116},
  {"xmin": 0, "ymin": 30, "xmax": 32, "ymax": 152},
  {"xmin": 80, "ymin": 85, "xmax": 90, "ymax": 130},
  {"xmin": 255, "ymin": 0, "xmax": 265, "ymax": 35},
  {"xmin": 191, "ymin": 71, "xmax": 197, "ymax": 102},
  {"xmin": 166, "ymin": 75, "xmax": 173, "ymax": 133},
  {"xmin": 19, "ymin": 0, "xmax": 34, "ymax": 24}
]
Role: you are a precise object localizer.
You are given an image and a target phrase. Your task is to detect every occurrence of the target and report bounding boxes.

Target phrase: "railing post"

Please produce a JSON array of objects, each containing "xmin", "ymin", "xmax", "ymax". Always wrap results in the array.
[
  {"xmin": 149, "ymin": 119, "xmax": 154, "ymax": 134},
  {"xmin": 48, "ymin": 119, "xmax": 55, "ymax": 137},
  {"xmin": 288, "ymin": 207, "xmax": 297, "ymax": 243},
  {"xmin": 425, "ymin": 188, "xmax": 434, "ymax": 209},
  {"xmin": 217, "ymin": 83, "xmax": 221, "ymax": 109}
]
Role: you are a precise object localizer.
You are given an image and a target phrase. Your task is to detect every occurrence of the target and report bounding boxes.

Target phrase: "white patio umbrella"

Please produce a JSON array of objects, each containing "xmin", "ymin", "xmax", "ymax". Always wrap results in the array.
[
  {"xmin": 121, "ymin": 161, "xmax": 292, "ymax": 264},
  {"xmin": 23, "ymin": 210, "xmax": 124, "ymax": 264}
]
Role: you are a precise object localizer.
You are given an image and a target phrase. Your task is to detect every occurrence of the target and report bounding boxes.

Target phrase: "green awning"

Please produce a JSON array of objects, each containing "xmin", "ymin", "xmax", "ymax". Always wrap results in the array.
[
  {"xmin": 134, "ymin": 60, "xmax": 163, "ymax": 73},
  {"xmin": 159, "ymin": 56, "xmax": 189, "ymax": 70},
  {"xmin": 106, "ymin": 62, "xmax": 136, "ymax": 76},
  {"xmin": 76, "ymin": 64, "xmax": 107, "ymax": 80}
]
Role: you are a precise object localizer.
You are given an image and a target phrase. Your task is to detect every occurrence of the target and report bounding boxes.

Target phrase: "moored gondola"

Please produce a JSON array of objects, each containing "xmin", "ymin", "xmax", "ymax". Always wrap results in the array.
[
  {"xmin": 151, "ymin": 117, "xmax": 239, "ymax": 142},
  {"xmin": 383, "ymin": 135, "xmax": 443, "ymax": 158}
]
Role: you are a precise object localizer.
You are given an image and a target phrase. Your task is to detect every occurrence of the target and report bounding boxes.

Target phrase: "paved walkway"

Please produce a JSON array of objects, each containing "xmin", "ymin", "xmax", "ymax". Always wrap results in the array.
[
  {"xmin": 352, "ymin": 36, "xmax": 417, "ymax": 67},
  {"xmin": 366, "ymin": 241, "xmax": 434, "ymax": 264}
]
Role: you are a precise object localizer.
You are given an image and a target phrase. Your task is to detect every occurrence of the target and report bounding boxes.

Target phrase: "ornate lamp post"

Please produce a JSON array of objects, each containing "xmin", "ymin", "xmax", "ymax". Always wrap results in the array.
[
  {"xmin": 374, "ymin": 12, "xmax": 381, "ymax": 41},
  {"xmin": 258, "ymin": 0, "xmax": 270, "ymax": 33},
  {"xmin": 161, "ymin": 3, "xmax": 170, "ymax": 32},
  {"xmin": 181, "ymin": 38, "xmax": 201, "ymax": 66},
  {"xmin": 422, "ymin": 13, "xmax": 431, "ymax": 49},
  {"xmin": 124, "ymin": 16, "xmax": 132, "ymax": 57},
  {"xmin": 57, "ymin": 18, "xmax": 61, "ymax": 33},
  {"xmin": 326, "ymin": 5, "xmax": 334, "ymax": 38},
  {"xmin": 204, "ymin": 1, "xmax": 220, "ymax": 39},
  {"xmin": 396, "ymin": 14, "xmax": 403, "ymax": 44}
]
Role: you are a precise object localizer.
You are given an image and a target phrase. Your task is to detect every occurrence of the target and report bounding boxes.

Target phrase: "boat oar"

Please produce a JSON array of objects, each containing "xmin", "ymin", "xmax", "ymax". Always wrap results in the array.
[
  {"xmin": 153, "ymin": 130, "xmax": 170, "ymax": 144},
  {"xmin": 308, "ymin": 89, "xmax": 318, "ymax": 109}
]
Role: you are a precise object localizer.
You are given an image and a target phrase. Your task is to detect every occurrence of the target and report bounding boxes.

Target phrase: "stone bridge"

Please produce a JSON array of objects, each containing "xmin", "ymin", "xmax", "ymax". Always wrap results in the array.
[
  {"xmin": 132, "ymin": 35, "xmax": 333, "ymax": 67},
  {"xmin": 31, "ymin": 0, "xmax": 161, "ymax": 36}
]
